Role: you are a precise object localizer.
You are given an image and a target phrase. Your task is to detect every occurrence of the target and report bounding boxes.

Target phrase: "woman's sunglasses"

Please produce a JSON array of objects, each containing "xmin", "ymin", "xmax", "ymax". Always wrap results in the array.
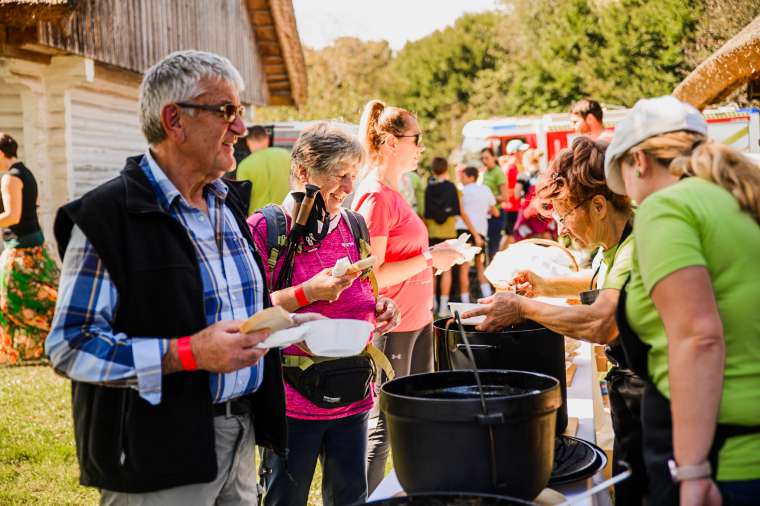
[{"xmin": 396, "ymin": 132, "xmax": 423, "ymax": 147}]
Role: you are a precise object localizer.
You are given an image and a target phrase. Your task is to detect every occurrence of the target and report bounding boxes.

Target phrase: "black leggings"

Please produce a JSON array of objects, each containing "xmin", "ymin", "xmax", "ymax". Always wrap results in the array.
[{"xmin": 366, "ymin": 323, "xmax": 434, "ymax": 494}]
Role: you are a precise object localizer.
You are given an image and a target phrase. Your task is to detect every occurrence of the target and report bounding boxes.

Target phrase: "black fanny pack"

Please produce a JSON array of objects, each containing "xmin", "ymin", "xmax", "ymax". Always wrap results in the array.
[{"xmin": 282, "ymin": 352, "xmax": 376, "ymax": 409}]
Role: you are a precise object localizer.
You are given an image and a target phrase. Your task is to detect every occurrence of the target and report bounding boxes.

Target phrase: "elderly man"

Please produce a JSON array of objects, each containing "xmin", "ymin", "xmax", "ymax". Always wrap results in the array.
[{"xmin": 46, "ymin": 50, "xmax": 289, "ymax": 505}]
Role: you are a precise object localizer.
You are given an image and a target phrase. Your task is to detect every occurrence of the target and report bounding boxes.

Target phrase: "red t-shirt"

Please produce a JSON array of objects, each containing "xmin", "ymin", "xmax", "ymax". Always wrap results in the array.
[
  {"xmin": 353, "ymin": 174, "xmax": 433, "ymax": 332},
  {"xmin": 502, "ymin": 164, "xmax": 521, "ymax": 212}
]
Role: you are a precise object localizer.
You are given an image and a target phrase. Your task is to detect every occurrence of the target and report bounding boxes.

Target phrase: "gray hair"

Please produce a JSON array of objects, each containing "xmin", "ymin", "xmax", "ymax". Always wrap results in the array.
[
  {"xmin": 291, "ymin": 123, "xmax": 365, "ymax": 179},
  {"xmin": 139, "ymin": 50, "xmax": 245, "ymax": 145}
]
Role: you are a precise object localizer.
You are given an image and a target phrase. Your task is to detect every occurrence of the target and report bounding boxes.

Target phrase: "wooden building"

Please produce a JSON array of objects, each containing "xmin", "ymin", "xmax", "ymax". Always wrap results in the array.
[{"xmin": 0, "ymin": 0, "xmax": 306, "ymax": 251}]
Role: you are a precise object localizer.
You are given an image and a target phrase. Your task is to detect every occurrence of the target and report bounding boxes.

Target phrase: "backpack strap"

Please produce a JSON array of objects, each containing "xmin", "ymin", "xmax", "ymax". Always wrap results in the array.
[
  {"xmin": 340, "ymin": 208, "xmax": 378, "ymax": 299},
  {"xmin": 259, "ymin": 205, "xmax": 289, "ymax": 287}
]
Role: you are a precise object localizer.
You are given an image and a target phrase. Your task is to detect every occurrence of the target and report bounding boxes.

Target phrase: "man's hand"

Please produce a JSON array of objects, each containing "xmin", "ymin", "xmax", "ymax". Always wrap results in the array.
[
  {"xmin": 460, "ymin": 292, "xmax": 525, "ymax": 332},
  {"xmin": 304, "ymin": 268, "xmax": 360, "ymax": 302},
  {"xmin": 374, "ymin": 297, "xmax": 400, "ymax": 336},
  {"xmin": 680, "ymin": 478, "xmax": 722, "ymax": 506},
  {"xmin": 189, "ymin": 320, "xmax": 271, "ymax": 373}
]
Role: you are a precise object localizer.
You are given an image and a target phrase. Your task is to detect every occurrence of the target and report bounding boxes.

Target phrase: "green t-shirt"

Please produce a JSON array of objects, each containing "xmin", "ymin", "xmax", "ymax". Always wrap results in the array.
[
  {"xmin": 625, "ymin": 177, "xmax": 760, "ymax": 480},
  {"xmin": 482, "ymin": 166, "xmax": 505, "ymax": 198},
  {"xmin": 600, "ymin": 228, "xmax": 633, "ymax": 291},
  {"xmin": 235, "ymin": 147, "xmax": 291, "ymax": 214}
]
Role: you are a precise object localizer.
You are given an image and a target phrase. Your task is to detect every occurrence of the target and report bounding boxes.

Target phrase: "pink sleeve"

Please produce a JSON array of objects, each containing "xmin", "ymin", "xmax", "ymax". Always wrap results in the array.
[
  {"xmin": 355, "ymin": 191, "xmax": 390, "ymax": 238},
  {"xmin": 247, "ymin": 213, "xmax": 273, "ymax": 282}
]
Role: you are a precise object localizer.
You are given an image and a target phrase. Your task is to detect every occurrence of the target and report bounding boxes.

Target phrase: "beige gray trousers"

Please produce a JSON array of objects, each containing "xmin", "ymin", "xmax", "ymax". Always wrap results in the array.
[{"xmin": 100, "ymin": 412, "xmax": 258, "ymax": 506}]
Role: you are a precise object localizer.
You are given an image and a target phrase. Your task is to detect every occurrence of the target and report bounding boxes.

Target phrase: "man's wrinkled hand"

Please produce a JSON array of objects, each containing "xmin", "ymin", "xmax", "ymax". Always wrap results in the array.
[
  {"xmin": 191, "ymin": 320, "xmax": 270, "ymax": 373},
  {"xmin": 460, "ymin": 292, "xmax": 525, "ymax": 332}
]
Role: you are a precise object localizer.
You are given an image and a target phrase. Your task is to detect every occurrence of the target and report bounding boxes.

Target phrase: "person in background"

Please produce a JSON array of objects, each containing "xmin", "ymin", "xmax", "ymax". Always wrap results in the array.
[
  {"xmin": 512, "ymin": 148, "xmax": 557, "ymax": 242},
  {"xmin": 605, "ymin": 96, "xmax": 760, "ymax": 506},
  {"xmin": 248, "ymin": 123, "xmax": 399, "ymax": 506},
  {"xmin": 236, "ymin": 125, "xmax": 291, "ymax": 214},
  {"xmin": 570, "ymin": 98, "xmax": 613, "ymax": 142},
  {"xmin": 480, "ymin": 147, "xmax": 506, "ymax": 260},
  {"xmin": 500, "ymin": 139, "xmax": 529, "ymax": 249},
  {"xmin": 0, "ymin": 133, "xmax": 59, "ymax": 365},
  {"xmin": 424, "ymin": 157, "xmax": 482, "ymax": 316},
  {"xmin": 353, "ymin": 99, "xmax": 461, "ymax": 494},
  {"xmin": 456, "ymin": 166, "xmax": 496, "ymax": 302}
]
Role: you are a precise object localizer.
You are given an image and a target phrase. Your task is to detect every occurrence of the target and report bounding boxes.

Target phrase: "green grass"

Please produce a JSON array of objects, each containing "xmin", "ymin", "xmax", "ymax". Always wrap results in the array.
[{"xmin": 0, "ymin": 365, "xmax": 390, "ymax": 505}]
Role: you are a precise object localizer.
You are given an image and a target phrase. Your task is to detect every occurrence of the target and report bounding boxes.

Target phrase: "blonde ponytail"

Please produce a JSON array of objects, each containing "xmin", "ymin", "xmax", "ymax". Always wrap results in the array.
[
  {"xmin": 630, "ymin": 131, "xmax": 760, "ymax": 224},
  {"xmin": 357, "ymin": 99, "xmax": 414, "ymax": 163}
]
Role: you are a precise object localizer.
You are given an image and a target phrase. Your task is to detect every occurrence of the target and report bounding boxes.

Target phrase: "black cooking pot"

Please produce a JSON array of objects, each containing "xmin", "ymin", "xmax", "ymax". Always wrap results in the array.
[
  {"xmin": 361, "ymin": 492, "xmax": 534, "ymax": 506},
  {"xmin": 380, "ymin": 370, "xmax": 560, "ymax": 500},
  {"xmin": 433, "ymin": 318, "xmax": 568, "ymax": 434}
]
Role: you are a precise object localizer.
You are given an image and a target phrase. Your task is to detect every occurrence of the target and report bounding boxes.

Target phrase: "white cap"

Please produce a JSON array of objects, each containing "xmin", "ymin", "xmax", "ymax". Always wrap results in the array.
[
  {"xmin": 506, "ymin": 139, "xmax": 530, "ymax": 154},
  {"xmin": 604, "ymin": 96, "xmax": 707, "ymax": 195}
]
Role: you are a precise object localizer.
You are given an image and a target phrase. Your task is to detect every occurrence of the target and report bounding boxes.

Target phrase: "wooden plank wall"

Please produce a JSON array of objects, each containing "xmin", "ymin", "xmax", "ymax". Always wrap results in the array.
[
  {"xmin": 37, "ymin": 0, "xmax": 268, "ymax": 106},
  {"xmin": 0, "ymin": 84, "xmax": 24, "ymax": 159}
]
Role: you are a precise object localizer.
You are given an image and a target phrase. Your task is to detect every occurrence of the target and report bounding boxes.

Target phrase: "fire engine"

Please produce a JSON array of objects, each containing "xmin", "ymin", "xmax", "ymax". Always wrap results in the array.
[{"xmin": 460, "ymin": 106, "xmax": 760, "ymax": 167}]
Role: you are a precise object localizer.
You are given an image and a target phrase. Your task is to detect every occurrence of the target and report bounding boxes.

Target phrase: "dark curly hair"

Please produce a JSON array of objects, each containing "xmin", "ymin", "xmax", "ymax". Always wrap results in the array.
[{"xmin": 538, "ymin": 137, "xmax": 631, "ymax": 214}]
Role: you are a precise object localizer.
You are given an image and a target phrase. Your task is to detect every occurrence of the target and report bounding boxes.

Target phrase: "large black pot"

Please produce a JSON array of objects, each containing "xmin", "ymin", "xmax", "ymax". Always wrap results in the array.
[
  {"xmin": 380, "ymin": 370, "xmax": 560, "ymax": 500},
  {"xmin": 433, "ymin": 318, "xmax": 568, "ymax": 434},
  {"xmin": 361, "ymin": 493, "xmax": 534, "ymax": 506}
]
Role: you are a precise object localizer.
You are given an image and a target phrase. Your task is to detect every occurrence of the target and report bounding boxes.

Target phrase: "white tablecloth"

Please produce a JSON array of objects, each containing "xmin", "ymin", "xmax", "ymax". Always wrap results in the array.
[{"xmin": 368, "ymin": 341, "xmax": 613, "ymax": 505}]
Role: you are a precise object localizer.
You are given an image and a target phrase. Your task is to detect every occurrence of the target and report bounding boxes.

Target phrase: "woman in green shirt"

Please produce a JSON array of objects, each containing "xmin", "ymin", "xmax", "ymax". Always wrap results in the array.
[
  {"xmin": 464, "ymin": 136, "xmax": 646, "ymax": 505},
  {"xmin": 605, "ymin": 96, "xmax": 760, "ymax": 506}
]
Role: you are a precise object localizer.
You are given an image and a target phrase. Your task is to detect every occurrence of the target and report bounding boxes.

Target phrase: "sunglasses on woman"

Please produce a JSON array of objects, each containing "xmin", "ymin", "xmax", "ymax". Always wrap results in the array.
[
  {"xmin": 396, "ymin": 132, "xmax": 423, "ymax": 147},
  {"xmin": 176, "ymin": 102, "xmax": 246, "ymax": 123}
]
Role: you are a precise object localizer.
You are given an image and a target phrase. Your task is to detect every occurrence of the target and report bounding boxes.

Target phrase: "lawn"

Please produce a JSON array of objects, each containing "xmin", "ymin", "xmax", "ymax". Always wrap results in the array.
[{"xmin": 0, "ymin": 365, "xmax": 381, "ymax": 505}]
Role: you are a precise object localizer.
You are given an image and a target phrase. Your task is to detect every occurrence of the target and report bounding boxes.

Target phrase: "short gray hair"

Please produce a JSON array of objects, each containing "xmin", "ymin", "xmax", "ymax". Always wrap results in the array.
[
  {"xmin": 291, "ymin": 123, "xmax": 365, "ymax": 179},
  {"xmin": 139, "ymin": 50, "xmax": 245, "ymax": 145}
]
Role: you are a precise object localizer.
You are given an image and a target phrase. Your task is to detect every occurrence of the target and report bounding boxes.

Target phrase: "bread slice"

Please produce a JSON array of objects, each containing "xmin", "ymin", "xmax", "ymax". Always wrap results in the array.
[{"xmin": 240, "ymin": 306, "xmax": 294, "ymax": 334}]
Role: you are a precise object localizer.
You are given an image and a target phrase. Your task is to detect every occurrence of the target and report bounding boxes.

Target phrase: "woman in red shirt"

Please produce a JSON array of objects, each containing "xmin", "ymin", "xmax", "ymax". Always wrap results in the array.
[{"xmin": 353, "ymin": 99, "xmax": 461, "ymax": 493}]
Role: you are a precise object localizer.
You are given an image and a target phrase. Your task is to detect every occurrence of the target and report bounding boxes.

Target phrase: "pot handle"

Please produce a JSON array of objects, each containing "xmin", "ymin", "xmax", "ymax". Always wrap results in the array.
[
  {"xmin": 557, "ymin": 461, "xmax": 632, "ymax": 505},
  {"xmin": 456, "ymin": 344, "xmax": 498, "ymax": 351}
]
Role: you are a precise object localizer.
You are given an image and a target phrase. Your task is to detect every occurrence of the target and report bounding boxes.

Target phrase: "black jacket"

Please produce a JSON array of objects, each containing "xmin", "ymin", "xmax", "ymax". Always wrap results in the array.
[{"xmin": 54, "ymin": 155, "xmax": 286, "ymax": 493}]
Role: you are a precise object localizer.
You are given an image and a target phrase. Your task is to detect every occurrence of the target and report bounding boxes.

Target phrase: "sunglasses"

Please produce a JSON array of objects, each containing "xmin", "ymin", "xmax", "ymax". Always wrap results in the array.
[
  {"xmin": 552, "ymin": 197, "xmax": 592, "ymax": 226},
  {"xmin": 176, "ymin": 102, "xmax": 246, "ymax": 123},
  {"xmin": 396, "ymin": 132, "xmax": 423, "ymax": 147}
]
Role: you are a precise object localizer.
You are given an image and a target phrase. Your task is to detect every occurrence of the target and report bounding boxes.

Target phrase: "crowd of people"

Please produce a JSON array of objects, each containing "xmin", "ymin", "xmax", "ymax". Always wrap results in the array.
[{"xmin": 0, "ymin": 49, "xmax": 758, "ymax": 506}]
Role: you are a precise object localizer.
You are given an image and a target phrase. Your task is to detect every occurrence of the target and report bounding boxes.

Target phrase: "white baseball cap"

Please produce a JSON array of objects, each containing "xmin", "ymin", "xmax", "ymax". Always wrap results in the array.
[
  {"xmin": 604, "ymin": 96, "xmax": 707, "ymax": 195},
  {"xmin": 506, "ymin": 139, "xmax": 530, "ymax": 154}
]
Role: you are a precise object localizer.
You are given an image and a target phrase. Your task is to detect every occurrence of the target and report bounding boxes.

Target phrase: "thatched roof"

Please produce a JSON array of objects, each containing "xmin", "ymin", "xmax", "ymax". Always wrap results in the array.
[
  {"xmin": 673, "ymin": 15, "xmax": 760, "ymax": 109},
  {"xmin": 0, "ymin": 0, "xmax": 73, "ymax": 27}
]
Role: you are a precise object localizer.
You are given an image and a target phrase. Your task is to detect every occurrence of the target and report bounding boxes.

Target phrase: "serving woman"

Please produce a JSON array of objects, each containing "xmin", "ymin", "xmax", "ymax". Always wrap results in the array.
[
  {"xmin": 605, "ymin": 96, "xmax": 760, "ymax": 506},
  {"xmin": 248, "ymin": 123, "xmax": 399, "ymax": 506},
  {"xmin": 463, "ymin": 136, "xmax": 645, "ymax": 504}
]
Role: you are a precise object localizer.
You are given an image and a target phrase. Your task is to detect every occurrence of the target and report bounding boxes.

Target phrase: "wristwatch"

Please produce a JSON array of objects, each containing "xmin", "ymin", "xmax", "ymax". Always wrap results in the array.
[
  {"xmin": 668, "ymin": 459, "xmax": 712, "ymax": 482},
  {"xmin": 422, "ymin": 249, "xmax": 433, "ymax": 268}
]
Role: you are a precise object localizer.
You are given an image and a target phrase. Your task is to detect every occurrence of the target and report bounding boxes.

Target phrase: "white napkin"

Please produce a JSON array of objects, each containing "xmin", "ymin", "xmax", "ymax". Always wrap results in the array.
[{"xmin": 435, "ymin": 233, "xmax": 482, "ymax": 275}]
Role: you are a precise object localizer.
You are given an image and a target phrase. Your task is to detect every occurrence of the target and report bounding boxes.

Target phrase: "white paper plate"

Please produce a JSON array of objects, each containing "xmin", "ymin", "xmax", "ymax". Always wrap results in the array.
[
  {"xmin": 256, "ymin": 326, "xmax": 306, "ymax": 349},
  {"xmin": 448, "ymin": 302, "xmax": 487, "ymax": 325},
  {"xmin": 303, "ymin": 319, "xmax": 374, "ymax": 357}
]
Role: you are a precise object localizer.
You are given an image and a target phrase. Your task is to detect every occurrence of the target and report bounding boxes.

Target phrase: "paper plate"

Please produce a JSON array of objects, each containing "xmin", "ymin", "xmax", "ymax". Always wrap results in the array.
[
  {"xmin": 256, "ymin": 326, "xmax": 306, "ymax": 349},
  {"xmin": 448, "ymin": 303, "xmax": 488, "ymax": 325},
  {"xmin": 303, "ymin": 319, "xmax": 374, "ymax": 357}
]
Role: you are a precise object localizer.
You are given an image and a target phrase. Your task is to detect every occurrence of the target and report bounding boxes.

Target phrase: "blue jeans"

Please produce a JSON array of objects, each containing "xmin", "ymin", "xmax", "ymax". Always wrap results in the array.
[
  {"xmin": 486, "ymin": 211, "xmax": 506, "ymax": 260},
  {"xmin": 718, "ymin": 478, "xmax": 760, "ymax": 506},
  {"xmin": 262, "ymin": 411, "xmax": 369, "ymax": 506}
]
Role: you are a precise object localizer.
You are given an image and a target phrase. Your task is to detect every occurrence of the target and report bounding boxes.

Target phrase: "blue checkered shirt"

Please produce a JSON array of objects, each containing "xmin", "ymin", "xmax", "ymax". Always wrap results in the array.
[{"xmin": 46, "ymin": 151, "xmax": 265, "ymax": 405}]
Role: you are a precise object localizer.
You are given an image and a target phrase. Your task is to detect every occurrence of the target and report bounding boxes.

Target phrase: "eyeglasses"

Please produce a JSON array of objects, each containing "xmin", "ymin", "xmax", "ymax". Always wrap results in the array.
[
  {"xmin": 396, "ymin": 132, "xmax": 423, "ymax": 147},
  {"xmin": 176, "ymin": 102, "xmax": 246, "ymax": 123},
  {"xmin": 552, "ymin": 197, "xmax": 592, "ymax": 226}
]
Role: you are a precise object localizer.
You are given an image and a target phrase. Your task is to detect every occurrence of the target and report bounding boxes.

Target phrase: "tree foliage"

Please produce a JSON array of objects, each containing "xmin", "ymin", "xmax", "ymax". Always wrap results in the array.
[{"xmin": 256, "ymin": 1, "xmax": 760, "ymax": 162}]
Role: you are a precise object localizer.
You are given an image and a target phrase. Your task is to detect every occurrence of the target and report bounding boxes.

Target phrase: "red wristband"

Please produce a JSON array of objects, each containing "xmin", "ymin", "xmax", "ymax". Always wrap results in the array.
[
  {"xmin": 294, "ymin": 284, "xmax": 310, "ymax": 306},
  {"xmin": 177, "ymin": 336, "xmax": 198, "ymax": 371}
]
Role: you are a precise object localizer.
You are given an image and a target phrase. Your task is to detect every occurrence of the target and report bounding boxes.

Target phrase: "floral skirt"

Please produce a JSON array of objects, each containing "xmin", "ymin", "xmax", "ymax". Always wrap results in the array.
[{"xmin": 0, "ymin": 245, "xmax": 60, "ymax": 365}]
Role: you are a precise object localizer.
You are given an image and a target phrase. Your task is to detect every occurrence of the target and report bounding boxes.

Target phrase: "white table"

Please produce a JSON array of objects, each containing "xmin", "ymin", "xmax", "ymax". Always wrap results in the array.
[{"xmin": 369, "ymin": 341, "xmax": 613, "ymax": 505}]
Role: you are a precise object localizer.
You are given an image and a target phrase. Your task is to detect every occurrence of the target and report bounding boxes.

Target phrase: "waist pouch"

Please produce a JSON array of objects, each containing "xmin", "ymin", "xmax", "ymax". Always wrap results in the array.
[{"xmin": 282, "ymin": 344, "xmax": 394, "ymax": 409}]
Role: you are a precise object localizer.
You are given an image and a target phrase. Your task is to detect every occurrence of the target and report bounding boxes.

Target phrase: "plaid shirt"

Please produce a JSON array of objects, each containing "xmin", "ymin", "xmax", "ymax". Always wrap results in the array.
[{"xmin": 46, "ymin": 152, "xmax": 264, "ymax": 405}]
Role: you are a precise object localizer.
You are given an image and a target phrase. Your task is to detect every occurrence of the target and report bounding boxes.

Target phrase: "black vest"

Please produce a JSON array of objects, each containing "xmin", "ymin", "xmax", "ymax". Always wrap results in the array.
[
  {"xmin": 2, "ymin": 161, "xmax": 41, "ymax": 240},
  {"xmin": 54, "ymin": 155, "xmax": 286, "ymax": 493}
]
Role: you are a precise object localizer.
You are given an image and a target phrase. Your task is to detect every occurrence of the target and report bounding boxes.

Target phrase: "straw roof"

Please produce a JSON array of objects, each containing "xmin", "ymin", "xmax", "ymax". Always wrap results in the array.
[
  {"xmin": 673, "ymin": 15, "xmax": 760, "ymax": 109},
  {"xmin": 0, "ymin": 0, "xmax": 72, "ymax": 27}
]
